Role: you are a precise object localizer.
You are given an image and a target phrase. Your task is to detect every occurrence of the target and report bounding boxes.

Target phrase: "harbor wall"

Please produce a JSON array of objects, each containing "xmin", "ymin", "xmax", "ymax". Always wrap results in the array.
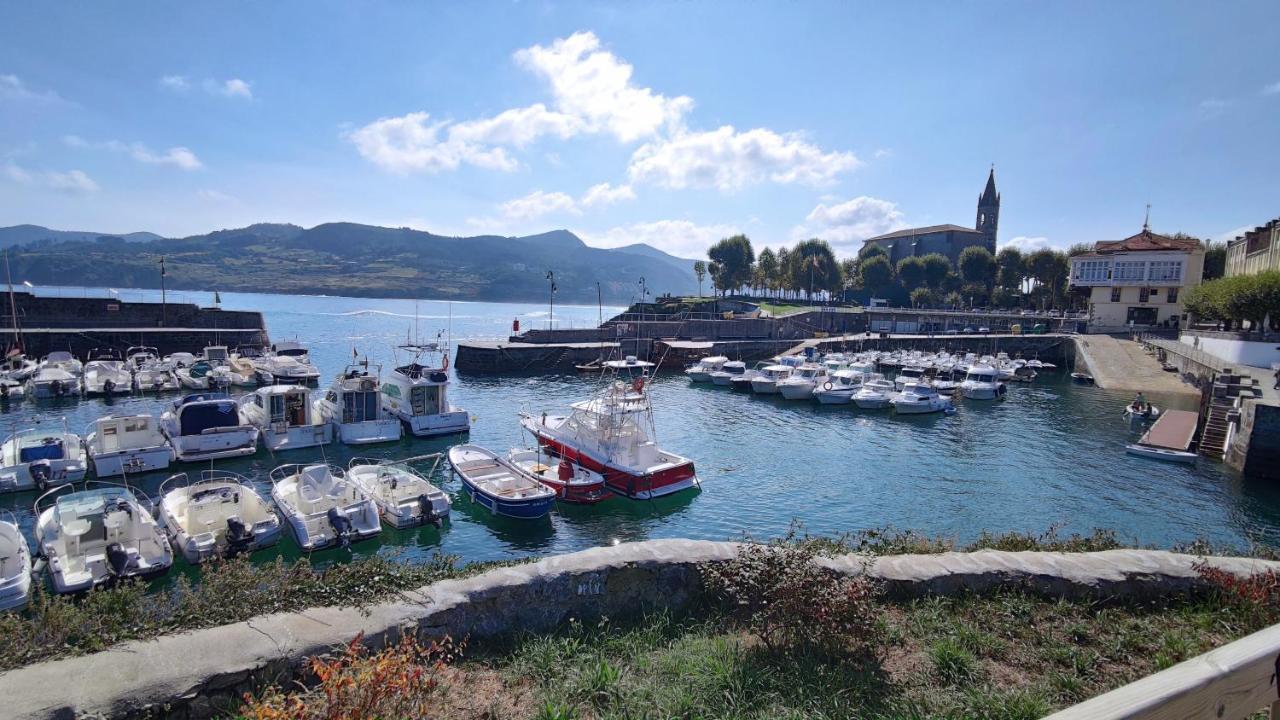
[
  {"xmin": 1227, "ymin": 401, "xmax": 1280, "ymax": 480},
  {"xmin": 1180, "ymin": 331, "xmax": 1280, "ymax": 370},
  {"xmin": 5, "ymin": 539, "xmax": 1278, "ymax": 720}
]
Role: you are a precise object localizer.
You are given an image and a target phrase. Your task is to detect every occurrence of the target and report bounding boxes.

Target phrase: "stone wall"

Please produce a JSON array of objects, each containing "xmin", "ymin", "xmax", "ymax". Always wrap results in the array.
[
  {"xmin": 1227, "ymin": 400, "xmax": 1280, "ymax": 480},
  {"xmin": 3, "ymin": 539, "xmax": 1278, "ymax": 720}
]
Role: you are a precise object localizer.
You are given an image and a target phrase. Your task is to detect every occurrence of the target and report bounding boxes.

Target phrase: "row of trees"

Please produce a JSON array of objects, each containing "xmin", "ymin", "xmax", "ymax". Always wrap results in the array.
[
  {"xmin": 699, "ymin": 234, "xmax": 1080, "ymax": 310},
  {"xmin": 1183, "ymin": 271, "xmax": 1280, "ymax": 331}
]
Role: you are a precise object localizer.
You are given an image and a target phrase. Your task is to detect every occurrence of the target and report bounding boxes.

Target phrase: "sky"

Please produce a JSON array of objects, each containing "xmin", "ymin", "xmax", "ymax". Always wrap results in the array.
[{"xmin": 1, "ymin": 2, "xmax": 1278, "ymax": 260}]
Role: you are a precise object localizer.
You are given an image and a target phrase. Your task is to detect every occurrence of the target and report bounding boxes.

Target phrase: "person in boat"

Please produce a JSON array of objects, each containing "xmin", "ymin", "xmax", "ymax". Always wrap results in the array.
[{"xmin": 1131, "ymin": 392, "xmax": 1148, "ymax": 415}]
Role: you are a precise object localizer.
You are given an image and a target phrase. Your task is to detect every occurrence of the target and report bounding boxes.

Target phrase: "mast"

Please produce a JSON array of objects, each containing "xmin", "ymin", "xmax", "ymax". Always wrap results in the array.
[{"xmin": 4, "ymin": 250, "xmax": 21, "ymax": 355}]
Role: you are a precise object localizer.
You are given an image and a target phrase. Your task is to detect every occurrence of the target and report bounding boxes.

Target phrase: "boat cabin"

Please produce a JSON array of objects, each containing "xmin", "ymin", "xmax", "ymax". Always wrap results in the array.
[
  {"xmin": 88, "ymin": 415, "xmax": 163, "ymax": 453},
  {"xmin": 173, "ymin": 393, "xmax": 241, "ymax": 435}
]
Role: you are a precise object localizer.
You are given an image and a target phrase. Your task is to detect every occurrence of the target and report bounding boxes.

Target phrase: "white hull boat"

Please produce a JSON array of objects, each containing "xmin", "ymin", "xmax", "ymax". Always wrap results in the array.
[
  {"xmin": 684, "ymin": 356, "xmax": 728, "ymax": 383},
  {"xmin": 253, "ymin": 341, "xmax": 321, "ymax": 385},
  {"xmin": 347, "ymin": 456, "xmax": 451, "ymax": 528},
  {"xmin": 26, "ymin": 366, "xmax": 81, "ymax": 399},
  {"xmin": 381, "ymin": 342, "xmax": 469, "ymax": 437},
  {"xmin": 892, "ymin": 382, "xmax": 954, "ymax": 415},
  {"xmin": 1125, "ymin": 444, "xmax": 1197, "ymax": 464},
  {"xmin": 447, "ymin": 445, "xmax": 556, "ymax": 519},
  {"xmin": 750, "ymin": 365, "xmax": 793, "ymax": 395},
  {"xmin": 157, "ymin": 471, "xmax": 282, "ymax": 563},
  {"xmin": 852, "ymin": 378, "xmax": 898, "ymax": 410},
  {"xmin": 315, "ymin": 362, "xmax": 403, "ymax": 445},
  {"xmin": 239, "ymin": 385, "xmax": 333, "ymax": 451},
  {"xmin": 709, "ymin": 360, "xmax": 747, "ymax": 386},
  {"xmin": 35, "ymin": 485, "xmax": 173, "ymax": 594},
  {"xmin": 0, "ymin": 377, "xmax": 24, "ymax": 400},
  {"xmin": 83, "ymin": 354, "xmax": 132, "ymax": 396},
  {"xmin": 0, "ymin": 428, "xmax": 86, "ymax": 493},
  {"xmin": 160, "ymin": 392, "xmax": 260, "ymax": 462},
  {"xmin": 85, "ymin": 415, "xmax": 174, "ymax": 478},
  {"xmin": 0, "ymin": 513, "xmax": 31, "ymax": 611},
  {"xmin": 959, "ymin": 365, "xmax": 1006, "ymax": 401},
  {"xmin": 270, "ymin": 463, "xmax": 381, "ymax": 551}
]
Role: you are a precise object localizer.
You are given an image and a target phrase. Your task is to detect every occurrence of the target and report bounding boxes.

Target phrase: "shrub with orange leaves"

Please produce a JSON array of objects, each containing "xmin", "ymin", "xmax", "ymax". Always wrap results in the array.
[
  {"xmin": 239, "ymin": 631, "xmax": 463, "ymax": 720},
  {"xmin": 1195, "ymin": 561, "xmax": 1280, "ymax": 627}
]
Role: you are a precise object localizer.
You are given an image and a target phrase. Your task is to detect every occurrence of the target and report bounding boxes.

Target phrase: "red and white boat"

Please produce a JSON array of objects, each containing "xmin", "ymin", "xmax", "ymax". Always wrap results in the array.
[
  {"xmin": 506, "ymin": 448, "xmax": 613, "ymax": 504},
  {"xmin": 519, "ymin": 378, "xmax": 699, "ymax": 500}
]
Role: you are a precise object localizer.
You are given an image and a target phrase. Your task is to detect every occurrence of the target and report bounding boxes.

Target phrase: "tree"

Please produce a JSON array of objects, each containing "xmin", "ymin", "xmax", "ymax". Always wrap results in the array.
[
  {"xmin": 859, "ymin": 255, "xmax": 893, "ymax": 296},
  {"xmin": 707, "ymin": 235, "xmax": 755, "ymax": 296},
  {"xmin": 784, "ymin": 239, "xmax": 842, "ymax": 300},
  {"xmin": 909, "ymin": 287, "xmax": 935, "ymax": 308},
  {"xmin": 756, "ymin": 248, "xmax": 779, "ymax": 298},
  {"xmin": 859, "ymin": 244, "xmax": 888, "ymax": 261},
  {"xmin": 958, "ymin": 246, "xmax": 997, "ymax": 289},
  {"xmin": 896, "ymin": 256, "xmax": 926, "ymax": 290},
  {"xmin": 996, "ymin": 247, "xmax": 1026, "ymax": 291},
  {"xmin": 943, "ymin": 291, "xmax": 964, "ymax": 309},
  {"xmin": 1203, "ymin": 240, "xmax": 1227, "ymax": 281},
  {"xmin": 991, "ymin": 286, "xmax": 1019, "ymax": 309},
  {"xmin": 1026, "ymin": 249, "xmax": 1069, "ymax": 309},
  {"xmin": 920, "ymin": 253, "xmax": 952, "ymax": 290},
  {"xmin": 692, "ymin": 260, "xmax": 706, "ymax": 298}
]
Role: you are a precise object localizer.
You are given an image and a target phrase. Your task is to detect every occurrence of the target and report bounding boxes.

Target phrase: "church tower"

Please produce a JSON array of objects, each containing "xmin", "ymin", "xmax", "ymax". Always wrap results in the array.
[{"xmin": 976, "ymin": 167, "xmax": 1000, "ymax": 251}]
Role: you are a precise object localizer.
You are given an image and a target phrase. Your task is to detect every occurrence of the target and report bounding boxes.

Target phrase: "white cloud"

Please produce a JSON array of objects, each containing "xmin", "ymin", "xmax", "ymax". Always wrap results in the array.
[
  {"xmin": 61, "ymin": 134, "xmax": 89, "ymax": 148},
  {"xmin": 581, "ymin": 182, "xmax": 635, "ymax": 207},
  {"xmin": 791, "ymin": 196, "xmax": 907, "ymax": 251},
  {"xmin": 515, "ymin": 31, "xmax": 692, "ymax": 142},
  {"xmin": 873, "ymin": 148, "xmax": 893, "ymax": 159},
  {"xmin": 1263, "ymin": 81, "xmax": 1280, "ymax": 96},
  {"xmin": 130, "ymin": 144, "xmax": 203, "ymax": 170},
  {"xmin": 999, "ymin": 236, "xmax": 1054, "ymax": 253},
  {"xmin": 197, "ymin": 189, "xmax": 238, "ymax": 203},
  {"xmin": 200, "ymin": 77, "xmax": 253, "ymax": 99},
  {"xmin": 579, "ymin": 219, "xmax": 741, "ymax": 258},
  {"xmin": 346, "ymin": 111, "xmax": 519, "ymax": 173},
  {"xmin": 0, "ymin": 74, "xmax": 66, "ymax": 104},
  {"xmin": 3, "ymin": 162, "xmax": 98, "ymax": 194},
  {"xmin": 159, "ymin": 75, "xmax": 190, "ymax": 91},
  {"xmin": 1198, "ymin": 98, "xmax": 1229, "ymax": 116},
  {"xmin": 628, "ymin": 126, "xmax": 859, "ymax": 191},
  {"xmin": 501, "ymin": 190, "xmax": 580, "ymax": 220},
  {"xmin": 449, "ymin": 103, "xmax": 583, "ymax": 147},
  {"xmin": 1214, "ymin": 225, "xmax": 1252, "ymax": 243}
]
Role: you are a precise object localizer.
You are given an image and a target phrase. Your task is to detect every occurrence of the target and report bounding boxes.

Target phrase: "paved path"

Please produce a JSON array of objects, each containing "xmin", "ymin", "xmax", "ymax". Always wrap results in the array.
[{"xmin": 1074, "ymin": 335, "xmax": 1198, "ymax": 397}]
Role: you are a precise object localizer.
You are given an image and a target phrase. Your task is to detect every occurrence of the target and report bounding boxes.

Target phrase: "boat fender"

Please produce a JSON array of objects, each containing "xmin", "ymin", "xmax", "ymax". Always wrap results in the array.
[
  {"xmin": 822, "ymin": 381, "xmax": 833, "ymax": 391},
  {"xmin": 29, "ymin": 461, "xmax": 51, "ymax": 491},
  {"xmin": 327, "ymin": 506, "xmax": 353, "ymax": 548},
  {"xmin": 105, "ymin": 542, "xmax": 130, "ymax": 577}
]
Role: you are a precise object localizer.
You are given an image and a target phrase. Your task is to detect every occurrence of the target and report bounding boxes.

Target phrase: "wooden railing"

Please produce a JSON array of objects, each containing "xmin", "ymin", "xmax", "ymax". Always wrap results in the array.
[{"xmin": 1043, "ymin": 622, "xmax": 1280, "ymax": 719}]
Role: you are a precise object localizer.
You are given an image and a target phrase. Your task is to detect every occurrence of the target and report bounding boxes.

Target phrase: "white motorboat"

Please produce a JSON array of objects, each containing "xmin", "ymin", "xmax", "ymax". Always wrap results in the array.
[
  {"xmin": 160, "ymin": 392, "xmax": 260, "ymax": 462},
  {"xmin": 315, "ymin": 361, "xmax": 402, "ymax": 445},
  {"xmin": 852, "ymin": 377, "xmax": 898, "ymax": 410},
  {"xmin": 893, "ymin": 365, "xmax": 928, "ymax": 391},
  {"xmin": 83, "ymin": 348, "xmax": 132, "ymax": 396},
  {"xmin": 519, "ymin": 377, "xmax": 699, "ymax": 500},
  {"xmin": 239, "ymin": 385, "xmax": 333, "ymax": 451},
  {"xmin": 0, "ymin": 377, "xmax": 23, "ymax": 401},
  {"xmin": 164, "ymin": 351, "xmax": 196, "ymax": 369},
  {"xmin": 26, "ymin": 364, "xmax": 81, "ymax": 399},
  {"xmin": 603, "ymin": 355, "xmax": 655, "ymax": 378},
  {"xmin": 814, "ymin": 370, "xmax": 865, "ymax": 405},
  {"xmin": 0, "ymin": 353, "xmax": 38, "ymax": 383},
  {"xmin": 124, "ymin": 346, "xmax": 159, "ymax": 373},
  {"xmin": 34, "ymin": 484, "xmax": 173, "ymax": 594},
  {"xmin": 750, "ymin": 364, "xmax": 794, "ymax": 394},
  {"xmin": 892, "ymin": 381, "xmax": 954, "ymax": 415},
  {"xmin": 347, "ymin": 455, "xmax": 451, "ymax": 528},
  {"xmin": 253, "ymin": 341, "xmax": 321, "ymax": 385},
  {"xmin": 128, "ymin": 346, "xmax": 180, "ymax": 392},
  {"xmin": 710, "ymin": 360, "xmax": 747, "ymax": 386},
  {"xmin": 0, "ymin": 511, "xmax": 31, "ymax": 611},
  {"xmin": 84, "ymin": 414, "xmax": 174, "ymax": 478},
  {"xmin": 778, "ymin": 364, "xmax": 829, "ymax": 400},
  {"xmin": 270, "ymin": 463, "xmax": 381, "ymax": 550},
  {"xmin": 157, "ymin": 470, "xmax": 282, "ymax": 563},
  {"xmin": 381, "ymin": 340, "xmax": 469, "ymax": 437},
  {"xmin": 730, "ymin": 360, "xmax": 772, "ymax": 392},
  {"xmin": 0, "ymin": 426, "xmax": 86, "ymax": 493},
  {"xmin": 175, "ymin": 359, "xmax": 224, "ymax": 390},
  {"xmin": 684, "ymin": 355, "xmax": 728, "ymax": 383},
  {"xmin": 41, "ymin": 350, "xmax": 82, "ymax": 377},
  {"xmin": 1125, "ymin": 444, "xmax": 1197, "ymax": 464},
  {"xmin": 959, "ymin": 365, "xmax": 1006, "ymax": 401}
]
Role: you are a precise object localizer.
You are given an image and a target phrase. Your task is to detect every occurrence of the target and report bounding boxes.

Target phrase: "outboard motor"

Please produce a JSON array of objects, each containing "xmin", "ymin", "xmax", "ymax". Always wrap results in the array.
[
  {"xmin": 224, "ymin": 517, "xmax": 253, "ymax": 556},
  {"xmin": 326, "ymin": 506, "xmax": 353, "ymax": 548},
  {"xmin": 29, "ymin": 460, "xmax": 52, "ymax": 491},
  {"xmin": 104, "ymin": 542, "xmax": 130, "ymax": 584},
  {"xmin": 417, "ymin": 493, "xmax": 439, "ymax": 527},
  {"xmin": 103, "ymin": 378, "xmax": 116, "ymax": 395},
  {"xmin": 50, "ymin": 379, "xmax": 64, "ymax": 397}
]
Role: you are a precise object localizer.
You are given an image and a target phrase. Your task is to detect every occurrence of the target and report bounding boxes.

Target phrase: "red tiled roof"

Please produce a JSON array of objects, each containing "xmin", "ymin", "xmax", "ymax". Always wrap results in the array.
[{"xmin": 1086, "ymin": 228, "xmax": 1201, "ymax": 255}]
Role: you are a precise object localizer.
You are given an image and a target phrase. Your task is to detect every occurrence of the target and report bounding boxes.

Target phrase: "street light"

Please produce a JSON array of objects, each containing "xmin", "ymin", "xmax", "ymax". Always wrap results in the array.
[
  {"xmin": 545, "ymin": 271, "xmax": 557, "ymax": 330},
  {"xmin": 159, "ymin": 256, "xmax": 167, "ymax": 326}
]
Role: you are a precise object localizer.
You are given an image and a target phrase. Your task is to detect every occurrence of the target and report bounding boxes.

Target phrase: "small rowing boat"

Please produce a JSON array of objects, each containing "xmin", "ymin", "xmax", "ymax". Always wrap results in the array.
[{"xmin": 448, "ymin": 444, "xmax": 556, "ymax": 519}]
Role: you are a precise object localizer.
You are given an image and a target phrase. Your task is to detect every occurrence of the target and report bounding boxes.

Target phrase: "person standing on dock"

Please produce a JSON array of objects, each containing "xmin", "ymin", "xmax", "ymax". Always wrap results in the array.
[{"xmin": 1273, "ymin": 367, "xmax": 1279, "ymax": 390}]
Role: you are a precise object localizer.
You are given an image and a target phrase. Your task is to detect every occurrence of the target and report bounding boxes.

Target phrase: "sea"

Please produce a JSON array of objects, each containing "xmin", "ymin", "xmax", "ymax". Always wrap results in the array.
[{"xmin": 6, "ymin": 286, "xmax": 1280, "ymax": 584}]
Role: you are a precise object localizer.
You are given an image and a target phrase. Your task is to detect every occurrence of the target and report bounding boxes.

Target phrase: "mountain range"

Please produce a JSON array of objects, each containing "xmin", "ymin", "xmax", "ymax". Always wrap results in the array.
[{"xmin": 0, "ymin": 223, "xmax": 701, "ymax": 304}]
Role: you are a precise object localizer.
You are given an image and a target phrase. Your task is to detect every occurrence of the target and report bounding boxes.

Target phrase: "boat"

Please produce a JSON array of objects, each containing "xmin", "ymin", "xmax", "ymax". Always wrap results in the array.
[
  {"xmin": 778, "ymin": 363, "xmax": 829, "ymax": 400},
  {"xmin": 893, "ymin": 365, "xmax": 928, "ymax": 391},
  {"xmin": 175, "ymin": 359, "xmax": 224, "ymax": 390},
  {"xmin": 26, "ymin": 363, "xmax": 82, "ymax": 399},
  {"xmin": 0, "ymin": 353, "xmax": 38, "ymax": 384},
  {"xmin": 0, "ymin": 376, "xmax": 23, "ymax": 401},
  {"xmin": 891, "ymin": 381, "xmax": 955, "ymax": 414},
  {"xmin": 156, "ymin": 470, "xmax": 282, "ymax": 563},
  {"xmin": 347, "ymin": 455, "xmax": 451, "ymax": 528},
  {"xmin": 270, "ymin": 463, "xmax": 382, "ymax": 550},
  {"xmin": 852, "ymin": 377, "xmax": 898, "ymax": 410},
  {"xmin": 814, "ymin": 370, "xmax": 865, "ymax": 405},
  {"xmin": 959, "ymin": 365, "xmax": 1007, "ymax": 401},
  {"xmin": 252, "ymin": 341, "xmax": 321, "ymax": 385},
  {"xmin": 750, "ymin": 364, "xmax": 794, "ymax": 394},
  {"xmin": 1124, "ymin": 444, "xmax": 1197, "ymax": 463},
  {"xmin": 124, "ymin": 346, "xmax": 160, "ymax": 374},
  {"xmin": 0, "ymin": 511, "xmax": 31, "ymax": 611},
  {"xmin": 506, "ymin": 447, "xmax": 612, "ymax": 504},
  {"xmin": 84, "ymin": 414, "xmax": 174, "ymax": 478},
  {"xmin": 129, "ymin": 346, "xmax": 179, "ymax": 392},
  {"xmin": 381, "ymin": 339, "xmax": 469, "ymax": 437},
  {"xmin": 1071, "ymin": 372, "xmax": 1094, "ymax": 384},
  {"xmin": 40, "ymin": 350, "xmax": 83, "ymax": 377},
  {"xmin": 315, "ymin": 361, "xmax": 402, "ymax": 445},
  {"xmin": 730, "ymin": 360, "xmax": 772, "ymax": 392},
  {"xmin": 447, "ymin": 444, "xmax": 557, "ymax": 519},
  {"xmin": 0, "ymin": 426, "xmax": 87, "ymax": 493},
  {"xmin": 1124, "ymin": 402, "xmax": 1160, "ymax": 422},
  {"xmin": 159, "ymin": 392, "xmax": 260, "ymax": 462},
  {"xmin": 603, "ymin": 355, "xmax": 655, "ymax": 378},
  {"xmin": 519, "ymin": 377, "xmax": 699, "ymax": 500},
  {"xmin": 82, "ymin": 348, "xmax": 132, "ymax": 396},
  {"xmin": 34, "ymin": 484, "xmax": 173, "ymax": 593},
  {"xmin": 709, "ymin": 360, "xmax": 747, "ymax": 386},
  {"xmin": 238, "ymin": 385, "xmax": 332, "ymax": 451},
  {"xmin": 1125, "ymin": 409, "xmax": 1199, "ymax": 464},
  {"xmin": 684, "ymin": 355, "xmax": 728, "ymax": 382}
]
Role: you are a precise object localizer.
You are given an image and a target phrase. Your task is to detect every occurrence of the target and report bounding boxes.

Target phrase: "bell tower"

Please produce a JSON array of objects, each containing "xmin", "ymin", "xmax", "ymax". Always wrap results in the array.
[{"xmin": 976, "ymin": 167, "xmax": 1000, "ymax": 251}]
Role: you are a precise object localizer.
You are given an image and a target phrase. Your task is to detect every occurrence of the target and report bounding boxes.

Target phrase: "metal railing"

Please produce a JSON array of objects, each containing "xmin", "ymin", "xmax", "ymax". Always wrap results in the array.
[{"xmin": 1140, "ymin": 333, "xmax": 1229, "ymax": 374}]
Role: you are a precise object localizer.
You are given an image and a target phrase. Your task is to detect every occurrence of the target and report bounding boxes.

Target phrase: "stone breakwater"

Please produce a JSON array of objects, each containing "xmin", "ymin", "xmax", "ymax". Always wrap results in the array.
[{"xmin": 4, "ymin": 539, "xmax": 1278, "ymax": 720}]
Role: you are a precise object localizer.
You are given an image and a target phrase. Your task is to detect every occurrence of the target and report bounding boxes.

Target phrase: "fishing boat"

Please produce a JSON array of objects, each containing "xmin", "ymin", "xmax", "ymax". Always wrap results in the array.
[
  {"xmin": 892, "ymin": 382, "xmax": 955, "ymax": 415},
  {"xmin": 0, "ymin": 511, "xmax": 31, "ymax": 611},
  {"xmin": 82, "ymin": 348, "xmax": 132, "ymax": 396},
  {"xmin": 159, "ymin": 392, "xmax": 260, "ymax": 462},
  {"xmin": 84, "ymin": 414, "xmax": 174, "ymax": 477},
  {"xmin": 852, "ymin": 377, "xmax": 898, "ymax": 410},
  {"xmin": 603, "ymin": 356, "xmax": 655, "ymax": 378},
  {"xmin": 814, "ymin": 370, "xmax": 865, "ymax": 405},
  {"xmin": 959, "ymin": 365, "xmax": 1006, "ymax": 401},
  {"xmin": 315, "ymin": 361, "xmax": 402, "ymax": 445},
  {"xmin": 519, "ymin": 377, "xmax": 699, "ymax": 500},
  {"xmin": 156, "ymin": 470, "xmax": 282, "ymax": 563},
  {"xmin": 778, "ymin": 364, "xmax": 829, "ymax": 400},
  {"xmin": 0, "ymin": 426, "xmax": 87, "ymax": 493},
  {"xmin": 750, "ymin": 364, "xmax": 794, "ymax": 394},
  {"xmin": 447, "ymin": 444, "xmax": 557, "ymax": 519},
  {"xmin": 684, "ymin": 356, "xmax": 728, "ymax": 382},
  {"xmin": 26, "ymin": 362, "xmax": 82, "ymax": 399},
  {"xmin": 34, "ymin": 484, "xmax": 173, "ymax": 593},
  {"xmin": 709, "ymin": 360, "xmax": 747, "ymax": 386},
  {"xmin": 252, "ymin": 341, "xmax": 321, "ymax": 385},
  {"xmin": 381, "ymin": 338, "xmax": 469, "ymax": 437},
  {"xmin": 506, "ymin": 447, "xmax": 612, "ymax": 504},
  {"xmin": 347, "ymin": 455, "xmax": 451, "ymax": 528},
  {"xmin": 270, "ymin": 463, "xmax": 381, "ymax": 550},
  {"xmin": 238, "ymin": 385, "xmax": 333, "ymax": 451}
]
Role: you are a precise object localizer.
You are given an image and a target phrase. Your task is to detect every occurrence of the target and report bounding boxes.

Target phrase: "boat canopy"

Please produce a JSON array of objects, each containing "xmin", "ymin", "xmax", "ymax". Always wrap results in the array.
[
  {"xmin": 394, "ymin": 363, "xmax": 448, "ymax": 383},
  {"xmin": 19, "ymin": 437, "xmax": 65, "ymax": 463},
  {"xmin": 178, "ymin": 400, "xmax": 241, "ymax": 436}
]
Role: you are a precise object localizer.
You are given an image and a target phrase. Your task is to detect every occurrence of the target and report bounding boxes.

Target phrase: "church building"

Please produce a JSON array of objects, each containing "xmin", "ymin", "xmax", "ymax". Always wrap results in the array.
[{"xmin": 860, "ymin": 169, "xmax": 1000, "ymax": 266}]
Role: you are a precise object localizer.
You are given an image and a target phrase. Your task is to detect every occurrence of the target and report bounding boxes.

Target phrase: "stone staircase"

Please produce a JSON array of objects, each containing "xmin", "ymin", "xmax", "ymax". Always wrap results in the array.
[{"xmin": 1199, "ymin": 397, "xmax": 1234, "ymax": 460}]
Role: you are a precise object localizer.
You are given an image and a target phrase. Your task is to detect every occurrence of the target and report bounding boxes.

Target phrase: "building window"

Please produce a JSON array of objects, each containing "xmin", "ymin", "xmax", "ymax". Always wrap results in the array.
[
  {"xmin": 1168, "ymin": 287, "xmax": 1179, "ymax": 303},
  {"xmin": 1110, "ymin": 287, "xmax": 1122, "ymax": 303},
  {"xmin": 1073, "ymin": 259, "xmax": 1110, "ymax": 282},
  {"xmin": 1147, "ymin": 260, "xmax": 1183, "ymax": 282},
  {"xmin": 1113, "ymin": 260, "xmax": 1146, "ymax": 282},
  {"xmin": 1139, "ymin": 287, "xmax": 1151, "ymax": 303}
]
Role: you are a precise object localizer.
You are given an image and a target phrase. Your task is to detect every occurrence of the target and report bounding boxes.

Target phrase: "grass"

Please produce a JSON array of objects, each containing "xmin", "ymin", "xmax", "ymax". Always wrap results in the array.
[{"xmin": 758, "ymin": 301, "xmax": 811, "ymax": 317}]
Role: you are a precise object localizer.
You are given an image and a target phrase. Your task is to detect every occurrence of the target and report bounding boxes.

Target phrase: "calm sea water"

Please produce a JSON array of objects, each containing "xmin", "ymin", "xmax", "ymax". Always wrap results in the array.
[{"xmin": 6, "ymin": 288, "xmax": 1280, "ymax": 583}]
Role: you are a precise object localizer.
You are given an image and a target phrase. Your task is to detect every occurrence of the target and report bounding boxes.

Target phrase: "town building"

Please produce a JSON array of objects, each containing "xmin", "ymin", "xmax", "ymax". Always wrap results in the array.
[
  {"xmin": 1224, "ymin": 218, "xmax": 1280, "ymax": 277},
  {"xmin": 1068, "ymin": 225, "xmax": 1205, "ymax": 330},
  {"xmin": 861, "ymin": 169, "xmax": 999, "ymax": 266}
]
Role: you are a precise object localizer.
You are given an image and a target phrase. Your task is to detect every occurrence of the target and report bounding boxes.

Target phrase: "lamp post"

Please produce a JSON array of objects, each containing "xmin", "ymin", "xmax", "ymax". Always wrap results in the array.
[
  {"xmin": 596, "ymin": 281, "xmax": 602, "ymax": 327},
  {"xmin": 159, "ymin": 256, "xmax": 167, "ymax": 327},
  {"xmin": 545, "ymin": 271, "xmax": 556, "ymax": 330}
]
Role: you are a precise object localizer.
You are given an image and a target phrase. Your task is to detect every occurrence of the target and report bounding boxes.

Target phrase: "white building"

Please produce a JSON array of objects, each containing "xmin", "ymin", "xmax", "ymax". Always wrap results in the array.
[{"xmin": 1069, "ymin": 226, "xmax": 1205, "ymax": 331}]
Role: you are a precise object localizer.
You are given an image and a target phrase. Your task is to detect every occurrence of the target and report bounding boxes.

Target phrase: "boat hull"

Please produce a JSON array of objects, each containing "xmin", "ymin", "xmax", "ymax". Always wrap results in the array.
[
  {"xmin": 390, "ymin": 408, "xmax": 470, "ymax": 437},
  {"xmin": 90, "ymin": 445, "xmax": 174, "ymax": 478},
  {"xmin": 335, "ymin": 419, "xmax": 403, "ymax": 445},
  {"xmin": 524, "ymin": 427, "xmax": 698, "ymax": 500},
  {"xmin": 778, "ymin": 383, "xmax": 816, "ymax": 400},
  {"xmin": 458, "ymin": 476, "xmax": 556, "ymax": 519},
  {"xmin": 815, "ymin": 389, "xmax": 855, "ymax": 405},
  {"xmin": 1125, "ymin": 444, "xmax": 1197, "ymax": 464},
  {"xmin": 167, "ymin": 428, "xmax": 260, "ymax": 462},
  {"xmin": 261, "ymin": 423, "xmax": 333, "ymax": 452}
]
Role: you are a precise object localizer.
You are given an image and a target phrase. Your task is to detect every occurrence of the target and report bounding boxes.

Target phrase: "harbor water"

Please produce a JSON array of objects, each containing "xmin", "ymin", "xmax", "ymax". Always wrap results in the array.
[{"xmin": 5, "ymin": 288, "xmax": 1279, "ymax": 583}]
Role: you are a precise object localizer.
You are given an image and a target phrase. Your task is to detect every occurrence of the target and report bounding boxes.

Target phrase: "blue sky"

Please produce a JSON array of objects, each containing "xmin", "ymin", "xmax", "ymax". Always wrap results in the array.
[{"xmin": 1, "ymin": 2, "xmax": 1277, "ymax": 259}]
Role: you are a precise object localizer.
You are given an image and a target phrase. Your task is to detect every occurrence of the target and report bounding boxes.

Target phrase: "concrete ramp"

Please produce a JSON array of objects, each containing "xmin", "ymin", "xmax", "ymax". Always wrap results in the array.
[{"xmin": 1074, "ymin": 336, "xmax": 1198, "ymax": 396}]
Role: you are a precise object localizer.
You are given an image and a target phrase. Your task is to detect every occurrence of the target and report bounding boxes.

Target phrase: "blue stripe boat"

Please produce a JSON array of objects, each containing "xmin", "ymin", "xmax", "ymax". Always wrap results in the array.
[{"xmin": 447, "ymin": 444, "xmax": 556, "ymax": 519}]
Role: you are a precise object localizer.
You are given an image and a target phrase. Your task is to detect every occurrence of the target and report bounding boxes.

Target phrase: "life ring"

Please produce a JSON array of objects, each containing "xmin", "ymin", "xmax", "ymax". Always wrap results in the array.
[
  {"xmin": 822, "ymin": 381, "xmax": 833, "ymax": 391},
  {"xmin": 631, "ymin": 376, "xmax": 645, "ymax": 393}
]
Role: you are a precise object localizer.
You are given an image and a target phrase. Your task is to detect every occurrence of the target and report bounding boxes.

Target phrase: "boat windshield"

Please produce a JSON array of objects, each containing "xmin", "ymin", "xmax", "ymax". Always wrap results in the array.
[
  {"xmin": 410, "ymin": 385, "xmax": 443, "ymax": 416},
  {"xmin": 343, "ymin": 390, "xmax": 380, "ymax": 423},
  {"xmin": 56, "ymin": 487, "xmax": 131, "ymax": 523}
]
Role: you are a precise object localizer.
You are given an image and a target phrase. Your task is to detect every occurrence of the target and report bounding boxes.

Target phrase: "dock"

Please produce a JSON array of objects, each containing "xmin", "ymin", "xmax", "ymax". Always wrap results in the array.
[{"xmin": 1138, "ymin": 409, "xmax": 1199, "ymax": 451}]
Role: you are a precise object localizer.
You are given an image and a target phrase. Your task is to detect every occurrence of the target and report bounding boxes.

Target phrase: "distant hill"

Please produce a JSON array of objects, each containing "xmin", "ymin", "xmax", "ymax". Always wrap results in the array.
[{"xmin": 0, "ymin": 222, "xmax": 698, "ymax": 304}]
